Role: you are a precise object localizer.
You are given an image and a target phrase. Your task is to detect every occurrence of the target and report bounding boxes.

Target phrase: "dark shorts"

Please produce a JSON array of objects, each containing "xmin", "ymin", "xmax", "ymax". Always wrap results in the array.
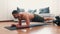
[{"xmin": 31, "ymin": 14, "xmax": 44, "ymax": 22}]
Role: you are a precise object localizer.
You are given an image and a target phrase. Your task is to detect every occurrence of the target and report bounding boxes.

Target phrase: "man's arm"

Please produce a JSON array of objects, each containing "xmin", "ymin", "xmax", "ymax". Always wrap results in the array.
[
  {"xmin": 18, "ymin": 18, "xmax": 22, "ymax": 26},
  {"xmin": 25, "ymin": 16, "xmax": 30, "ymax": 26}
]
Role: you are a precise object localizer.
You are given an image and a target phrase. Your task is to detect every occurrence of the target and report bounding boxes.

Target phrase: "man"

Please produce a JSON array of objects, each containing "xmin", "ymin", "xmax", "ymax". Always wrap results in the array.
[{"xmin": 12, "ymin": 10, "xmax": 44, "ymax": 27}]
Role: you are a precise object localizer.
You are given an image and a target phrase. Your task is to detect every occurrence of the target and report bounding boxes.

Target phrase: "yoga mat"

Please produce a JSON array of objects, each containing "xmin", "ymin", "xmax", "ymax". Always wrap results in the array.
[{"xmin": 4, "ymin": 23, "xmax": 49, "ymax": 30}]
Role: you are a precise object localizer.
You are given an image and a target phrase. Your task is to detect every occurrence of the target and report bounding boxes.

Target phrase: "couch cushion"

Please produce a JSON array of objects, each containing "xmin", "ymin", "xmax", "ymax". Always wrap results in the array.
[
  {"xmin": 17, "ymin": 7, "xmax": 25, "ymax": 12},
  {"xmin": 39, "ymin": 7, "xmax": 49, "ymax": 14}
]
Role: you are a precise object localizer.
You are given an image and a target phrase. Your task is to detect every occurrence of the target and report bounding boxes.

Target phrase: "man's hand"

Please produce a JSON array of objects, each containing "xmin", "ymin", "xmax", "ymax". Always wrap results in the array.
[{"xmin": 16, "ymin": 24, "xmax": 21, "ymax": 28}]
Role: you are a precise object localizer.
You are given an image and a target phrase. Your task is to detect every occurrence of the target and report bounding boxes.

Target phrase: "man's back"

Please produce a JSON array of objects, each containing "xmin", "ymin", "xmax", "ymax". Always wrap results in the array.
[{"xmin": 18, "ymin": 12, "xmax": 34, "ymax": 20}]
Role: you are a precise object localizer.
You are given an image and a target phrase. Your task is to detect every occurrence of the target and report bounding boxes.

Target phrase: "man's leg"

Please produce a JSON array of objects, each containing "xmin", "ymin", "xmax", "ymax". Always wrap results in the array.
[{"xmin": 31, "ymin": 14, "xmax": 44, "ymax": 22}]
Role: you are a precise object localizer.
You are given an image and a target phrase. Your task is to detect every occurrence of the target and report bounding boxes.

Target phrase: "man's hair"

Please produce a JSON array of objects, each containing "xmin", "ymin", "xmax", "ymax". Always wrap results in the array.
[{"xmin": 12, "ymin": 10, "xmax": 19, "ymax": 14}]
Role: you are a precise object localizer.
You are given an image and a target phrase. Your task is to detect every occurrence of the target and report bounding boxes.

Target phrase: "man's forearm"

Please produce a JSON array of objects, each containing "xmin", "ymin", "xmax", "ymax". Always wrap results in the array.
[
  {"xmin": 26, "ymin": 20, "xmax": 30, "ymax": 26},
  {"xmin": 18, "ymin": 21, "xmax": 21, "ymax": 26},
  {"xmin": 18, "ymin": 19, "xmax": 22, "ymax": 26}
]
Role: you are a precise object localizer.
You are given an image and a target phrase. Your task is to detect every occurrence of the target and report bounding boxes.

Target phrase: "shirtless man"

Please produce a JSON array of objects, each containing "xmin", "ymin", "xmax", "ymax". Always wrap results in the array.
[{"xmin": 12, "ymin": 10, "xmax": 44, "ymax": 27}]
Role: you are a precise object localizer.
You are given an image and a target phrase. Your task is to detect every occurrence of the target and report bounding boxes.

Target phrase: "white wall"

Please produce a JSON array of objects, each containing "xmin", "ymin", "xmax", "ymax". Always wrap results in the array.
[
  {"xmin": 7, "ymin": 0, "xmax": 18, "ymax": 20},
  {"xmin": 0, "ymin": 0, "xmax": 8, "ymax": 20},
  {"xmin": 49, "ymin": 0, "xmax": 58, "ymax": 16},
  {"xmin": 0, "ymin": 0, "xmax": 58, "ymax": 21},
  {"xmin": 56, "ymin": 0, "xmax": 60, "ymax": 16}
]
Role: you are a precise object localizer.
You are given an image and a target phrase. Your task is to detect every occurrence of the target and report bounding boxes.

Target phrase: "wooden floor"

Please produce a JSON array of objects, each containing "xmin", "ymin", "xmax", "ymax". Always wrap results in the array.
[{"xmin": 0, "ymin": 22, "xmax": 60, "ymax": 34}]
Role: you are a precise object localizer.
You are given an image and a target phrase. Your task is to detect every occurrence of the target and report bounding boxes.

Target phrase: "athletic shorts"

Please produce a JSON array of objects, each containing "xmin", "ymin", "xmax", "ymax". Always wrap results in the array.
[{"xmin": 31, "ymin": 14, "xmax": 44, "ymax": 22}]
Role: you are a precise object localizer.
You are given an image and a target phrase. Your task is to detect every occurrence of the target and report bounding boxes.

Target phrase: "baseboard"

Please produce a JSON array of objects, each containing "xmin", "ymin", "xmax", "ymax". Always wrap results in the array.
[
  {"xmin": 0, "ymin": 20, "xmax": 25, "ymax": 22},
  {"xmin": 0, "ymin": 20, "xmax": 14, "ymax": 22}
]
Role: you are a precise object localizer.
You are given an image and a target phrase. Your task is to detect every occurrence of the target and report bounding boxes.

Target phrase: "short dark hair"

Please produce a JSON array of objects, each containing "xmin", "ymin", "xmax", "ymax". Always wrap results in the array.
[{"xmin": 12, "ymin": 10, "xmax": 18, "ymax": 14}]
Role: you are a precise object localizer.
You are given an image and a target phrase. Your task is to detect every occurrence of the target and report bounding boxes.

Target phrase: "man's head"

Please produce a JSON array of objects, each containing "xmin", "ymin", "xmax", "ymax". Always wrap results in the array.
[{"xmin": 12, "ymin": 10, "xmax": 19, "ymax": 18}]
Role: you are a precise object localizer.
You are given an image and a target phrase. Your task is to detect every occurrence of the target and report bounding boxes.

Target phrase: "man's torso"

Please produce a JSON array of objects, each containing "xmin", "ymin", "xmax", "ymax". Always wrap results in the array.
[{"xmin": 18, "ymin": 12, "xmax": 34, "ymax": 20}]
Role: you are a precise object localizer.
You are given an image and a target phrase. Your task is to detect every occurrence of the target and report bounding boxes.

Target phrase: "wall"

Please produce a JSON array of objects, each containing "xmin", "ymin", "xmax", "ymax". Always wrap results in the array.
[
  {"xmin": 0, "ymin": 0, "xmax": 58, "ymax": 21},
  {"xmin": 57, "ymin": 0, "xmax": 60, "ymax": 16},
  {"xmin": 0, "ymin": 0, "xmax": 8, "ymax": 21},
  {"xmin": 49, "ymin": 0, "xmax": 58, "ymax": 16},
  {"xmin": 7, "ymin": 0, "xmax": 18, "ymax": 20}
]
